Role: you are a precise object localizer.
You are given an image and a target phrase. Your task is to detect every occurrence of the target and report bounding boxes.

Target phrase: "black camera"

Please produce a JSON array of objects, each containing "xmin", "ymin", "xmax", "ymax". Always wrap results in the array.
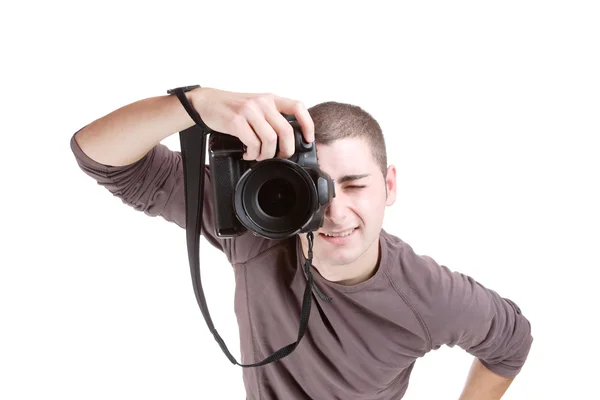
[{"xmin": 208, "ymin": 114, "xmax": 336, "ymax": 240}]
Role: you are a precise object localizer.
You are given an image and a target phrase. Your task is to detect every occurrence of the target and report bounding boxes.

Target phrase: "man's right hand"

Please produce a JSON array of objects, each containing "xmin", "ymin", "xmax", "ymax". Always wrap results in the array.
[{"xmin": 190, "ymin": 87, "xmax": 315, "ymax": 161}]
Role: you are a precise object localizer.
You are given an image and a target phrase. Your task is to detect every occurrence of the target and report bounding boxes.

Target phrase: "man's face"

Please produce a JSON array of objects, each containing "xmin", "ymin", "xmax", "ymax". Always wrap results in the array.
[{"xmin": 299, "ymin": 136, "xmax": 397, "ymax": 284}]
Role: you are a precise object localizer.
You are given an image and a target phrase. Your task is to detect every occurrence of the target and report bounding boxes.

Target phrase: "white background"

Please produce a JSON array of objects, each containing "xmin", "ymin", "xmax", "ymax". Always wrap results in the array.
[{"xmin": 1, "ymin": 1, "xmax": 598, "ymax": 399}]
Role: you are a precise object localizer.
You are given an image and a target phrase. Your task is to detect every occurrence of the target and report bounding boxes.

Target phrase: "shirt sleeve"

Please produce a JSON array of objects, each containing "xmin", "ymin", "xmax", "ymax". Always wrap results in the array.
[
  {"xmin": 401, "ymin": 243, "xmax": 533, "ymax": 379},
  {"xmin": 69, "ymin": 126, "xmax": 273, "ymax": 265}
]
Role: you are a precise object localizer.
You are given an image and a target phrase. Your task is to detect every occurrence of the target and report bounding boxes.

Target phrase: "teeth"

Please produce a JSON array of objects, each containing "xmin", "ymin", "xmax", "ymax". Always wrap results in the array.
[{"xmin": 324, "ymin": 228, "xmax": 355, "ymax": 237}]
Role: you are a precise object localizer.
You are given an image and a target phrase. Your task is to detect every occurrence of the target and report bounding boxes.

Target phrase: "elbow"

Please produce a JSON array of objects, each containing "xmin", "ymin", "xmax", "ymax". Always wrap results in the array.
[{"xmin": 482, "ymin": 315, "xmax": 534, "ymax": 379}]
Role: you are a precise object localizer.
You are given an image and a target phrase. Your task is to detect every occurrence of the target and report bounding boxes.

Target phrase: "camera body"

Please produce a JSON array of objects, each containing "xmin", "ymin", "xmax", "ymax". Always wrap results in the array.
[{"xmin": 208, "ymin": 114, "xmax": 335, "ymax": 240}]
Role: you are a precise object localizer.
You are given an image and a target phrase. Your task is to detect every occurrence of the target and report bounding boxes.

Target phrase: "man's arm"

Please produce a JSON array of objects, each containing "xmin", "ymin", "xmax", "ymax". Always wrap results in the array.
[
  {"xmin": 399, "ymin": 242, "xmax": 533, "ymax": 395},
  {"xmin": 73, "ymin": 87, "xmax": 203, "ymax": 167},
  {"xmin": 459, "ymin": 358, "xmax": 514, "ymax": 400},
  {"xmin": 70, "ymin": 87, "xmax": 315, "ymax": 264}
]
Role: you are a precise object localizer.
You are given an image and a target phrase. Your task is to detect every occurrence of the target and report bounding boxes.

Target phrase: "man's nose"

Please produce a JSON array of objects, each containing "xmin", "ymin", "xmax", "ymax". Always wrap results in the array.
[{"xmin": 325, "ymin": 195, "xmax": 347, "ymax": 223}]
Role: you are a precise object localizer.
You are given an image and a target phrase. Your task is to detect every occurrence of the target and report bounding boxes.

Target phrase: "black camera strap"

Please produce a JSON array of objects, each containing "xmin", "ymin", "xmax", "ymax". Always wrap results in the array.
[{"xmin": 170, "ymin": 87, "xmax": 327, "ymax": 368}]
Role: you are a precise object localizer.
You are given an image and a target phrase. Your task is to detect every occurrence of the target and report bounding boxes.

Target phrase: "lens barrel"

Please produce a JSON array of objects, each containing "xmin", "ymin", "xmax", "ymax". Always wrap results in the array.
[{"xmin": 234, "ymin": 159, "xmax": 317, "ymax": 239}]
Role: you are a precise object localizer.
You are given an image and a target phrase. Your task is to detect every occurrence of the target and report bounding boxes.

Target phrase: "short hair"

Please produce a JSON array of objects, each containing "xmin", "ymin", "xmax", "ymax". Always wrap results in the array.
[{"xmin": 307, "ymin": 101, "xmax": 387, "ymax": 177}]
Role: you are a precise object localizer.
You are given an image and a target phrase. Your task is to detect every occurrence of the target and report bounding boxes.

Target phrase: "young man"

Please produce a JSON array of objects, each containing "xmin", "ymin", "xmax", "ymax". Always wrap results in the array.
[{"xmin": 70, "ymin": 86, "xmax": 532, "ymax": 399}]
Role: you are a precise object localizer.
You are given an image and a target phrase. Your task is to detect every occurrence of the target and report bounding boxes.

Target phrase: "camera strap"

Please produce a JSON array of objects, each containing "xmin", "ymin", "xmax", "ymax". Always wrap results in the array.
[{"xmin": 171, "ymin": 87, "xmax": 325, "ymax": 368}]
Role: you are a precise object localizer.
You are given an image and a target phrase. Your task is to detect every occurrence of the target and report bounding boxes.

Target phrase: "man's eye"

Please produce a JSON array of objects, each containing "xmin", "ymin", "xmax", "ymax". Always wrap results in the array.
[{"xmin": 346, "ymin": 185, "xmax": 366, "ymax": 189}]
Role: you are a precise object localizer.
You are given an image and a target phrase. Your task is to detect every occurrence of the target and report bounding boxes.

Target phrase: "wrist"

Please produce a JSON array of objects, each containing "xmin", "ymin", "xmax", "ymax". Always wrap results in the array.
[{"xmin": 188, "ymin": 86, "xmax": 208, "ymax": 112}]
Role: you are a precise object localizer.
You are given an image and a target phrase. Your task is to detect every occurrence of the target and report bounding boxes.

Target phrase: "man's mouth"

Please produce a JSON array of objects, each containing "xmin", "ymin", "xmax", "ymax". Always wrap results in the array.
[{"xmin": 319, "ymin": 227, "xmax": 357, "ymax": 238}]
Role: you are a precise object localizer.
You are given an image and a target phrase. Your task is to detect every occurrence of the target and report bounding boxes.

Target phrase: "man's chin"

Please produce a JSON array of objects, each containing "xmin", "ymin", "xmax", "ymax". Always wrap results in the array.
[
  {"xmin": 313, "ymin": 253, "xmax": 361, "ymax": 273},
  {"xmin": 314, "ymin": 245, "xmax": 361, "ymax": 264}
]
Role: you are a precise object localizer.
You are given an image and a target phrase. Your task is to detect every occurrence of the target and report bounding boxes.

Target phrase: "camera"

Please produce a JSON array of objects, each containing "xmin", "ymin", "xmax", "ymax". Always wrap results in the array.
[{"xmin": 208, "ymin": 114, "xmax": 336, "ymax": 240}]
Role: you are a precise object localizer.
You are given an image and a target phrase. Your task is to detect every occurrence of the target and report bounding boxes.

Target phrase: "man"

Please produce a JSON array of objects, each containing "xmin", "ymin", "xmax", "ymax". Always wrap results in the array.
[{"xmin": 70, "ymin": 86, "xmax": 533, "ymax": 399}]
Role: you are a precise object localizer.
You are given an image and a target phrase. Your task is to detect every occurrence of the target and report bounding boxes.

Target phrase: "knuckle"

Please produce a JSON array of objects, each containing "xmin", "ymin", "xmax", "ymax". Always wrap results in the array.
[
  {"xmin": 255, "ymin": 94, "xmax": 275, "ymax": 110},
  {"xmin": 247, "ymin": 136, "xmax": 261, "ymax": 148},
  {"xmin": 282, "ymin": 123, "xmax": 294, "ymax": 137},
  {"xmin": 247, "ymin": 149, "xmax": 260, "ymax": 159},
  {"xmin": 240, "ymin": 100, "xmax": 258, "ymax": 116},
  {"xmin": 246, "ymin": 137, "xmax": 260, "ymax": 151},
  {"xmin": 231, "ymin": 113, "xmax": 245, "ymax": 125},
  {"xmin": 280, "ymin": 147, "xmax": 293, "ymax": 157},
  {"xmin": 265, "ymin": 132, "xmax": 278, "ymax": 144},
  {"xmin": 230, "ymin": 114, "xmax": 246, "ymax": 131},
  {"xmin": 260, "ymin": 92, "xmax": 276, "ymax": 102}
]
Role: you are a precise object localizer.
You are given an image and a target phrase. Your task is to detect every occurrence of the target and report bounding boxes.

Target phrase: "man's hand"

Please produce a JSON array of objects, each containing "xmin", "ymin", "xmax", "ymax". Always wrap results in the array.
[
  {"xmin": 458, "ymin": 358, "xmax": 514, "ymax": 400},
  {"xmin": 190, "ymin": 87, "xmax": 315, "ymax": 161}
]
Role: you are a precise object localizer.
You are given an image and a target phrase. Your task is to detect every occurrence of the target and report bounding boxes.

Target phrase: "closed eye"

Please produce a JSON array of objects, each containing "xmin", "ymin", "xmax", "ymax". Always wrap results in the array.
[{"xmin": 346, "ymin": 185, "xmax": 366, "ymax": 189}]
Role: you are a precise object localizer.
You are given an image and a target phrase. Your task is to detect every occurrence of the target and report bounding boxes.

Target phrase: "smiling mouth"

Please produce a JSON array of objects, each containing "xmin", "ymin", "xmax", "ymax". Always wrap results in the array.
[{"xmin": 319, "ymin": 228, "xmax": 357, "ymax": 238}]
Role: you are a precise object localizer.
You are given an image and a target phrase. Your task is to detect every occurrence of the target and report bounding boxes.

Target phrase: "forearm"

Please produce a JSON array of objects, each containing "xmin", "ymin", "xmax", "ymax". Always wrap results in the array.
[
  {"xmin": 458, "ymin": 358, "xmax": 514, "ymax": 400},
  {"xmin": 74, "ymin": 87, "xmax": 205, "ymax": 167}
]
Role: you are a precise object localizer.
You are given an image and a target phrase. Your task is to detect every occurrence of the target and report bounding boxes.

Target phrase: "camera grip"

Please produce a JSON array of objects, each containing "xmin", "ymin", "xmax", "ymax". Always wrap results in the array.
[{"xmin": 210, "ymin": 151, "xmax": 247, "ymax": 237}]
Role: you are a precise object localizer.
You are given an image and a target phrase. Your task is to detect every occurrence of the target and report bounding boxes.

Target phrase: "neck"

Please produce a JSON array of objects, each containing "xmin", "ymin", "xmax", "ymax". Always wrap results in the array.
[{"xmin": 301, "ymin": 235, "xmax": 381, "ymax": 286}]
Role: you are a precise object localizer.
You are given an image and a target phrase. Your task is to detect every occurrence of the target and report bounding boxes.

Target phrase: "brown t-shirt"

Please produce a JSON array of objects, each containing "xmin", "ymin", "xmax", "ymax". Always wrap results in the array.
[{"xmin": 70, "ymin": 129, "xmax": 533, "ymax": 399}]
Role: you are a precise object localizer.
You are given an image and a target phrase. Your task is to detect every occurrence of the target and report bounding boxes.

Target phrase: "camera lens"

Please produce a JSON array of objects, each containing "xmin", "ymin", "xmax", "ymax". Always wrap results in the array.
[
  {"xmin": 235, "ymin": 160, "xmax": 316, "ymax": 238},
  {"xmin": 257, "ymin": 178, "xmax": 296, "ymax": 218}
]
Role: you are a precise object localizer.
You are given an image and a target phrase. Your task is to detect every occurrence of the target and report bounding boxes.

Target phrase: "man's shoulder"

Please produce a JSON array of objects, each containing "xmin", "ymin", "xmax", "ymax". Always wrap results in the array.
[
  {"xmin": 379, "ymin": 228, "xmax": 415, "ymax": 270},
  {"xmin": 379, "ymin": 228, "xmax": 408, "ymax": 252},
  {"xmin": 380, "ymin": 229, "xmax": 448, "ymax": 302},
  {"xmin": 381, "ymin": 228, "xmax": 439, "ymax": 271}
]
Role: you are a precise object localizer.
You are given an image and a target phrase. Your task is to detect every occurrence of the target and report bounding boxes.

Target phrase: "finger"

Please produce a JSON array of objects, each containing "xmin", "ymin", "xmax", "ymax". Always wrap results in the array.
[
  {"xmin": 246, "ymin": 108, "xmax": 278, "ymax": 161},
  {"xmin": 264, "ymin": 108, "xmax": 295, "ymax": 158},
  {"xmin": 272, "ymin": 97, "xmax": 315, "ymax": 143},
  {"xmin": 232, "ymin": 116, "xmax": 261, "ymax": 160}
]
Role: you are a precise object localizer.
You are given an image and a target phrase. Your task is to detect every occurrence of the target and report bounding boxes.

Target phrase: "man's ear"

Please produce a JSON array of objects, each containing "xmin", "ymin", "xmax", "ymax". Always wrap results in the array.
[{"xmin": 385, "ymin": 165, "xmax": 397, "ymax": 206}]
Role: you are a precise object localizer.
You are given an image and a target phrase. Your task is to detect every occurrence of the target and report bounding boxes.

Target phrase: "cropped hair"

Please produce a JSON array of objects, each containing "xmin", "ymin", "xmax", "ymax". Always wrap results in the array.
[{"xmin": 308, "ymin": 101, "xmax": 387, "ymax": 177}]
